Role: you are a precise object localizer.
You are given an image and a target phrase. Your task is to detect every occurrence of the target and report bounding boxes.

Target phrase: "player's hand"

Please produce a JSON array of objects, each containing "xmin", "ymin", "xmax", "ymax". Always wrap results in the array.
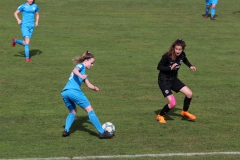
[
  {"xmin": 17, "ymin": 20, "xmax": 21, "ymax": 25},
  {"xmin": 35, "ymin": 22, "xmax": 38, "ymax": 27},
  {"xmin": 190, "ymin": 66, "xmax": 196, "ymax": 71},
  {"xmin": 93, "ymin": 86, "xmax": 99, "ymax": 91},
  {"xmin": 171, "ymin": 63, "xmax": 179, "ymax": 70}
]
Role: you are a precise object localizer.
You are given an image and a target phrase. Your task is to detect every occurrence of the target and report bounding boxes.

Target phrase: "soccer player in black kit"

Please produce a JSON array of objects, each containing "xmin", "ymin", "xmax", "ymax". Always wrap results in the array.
[{"xmin": 157, "ymin": 39, "xmax": 197, "ymax": 124}]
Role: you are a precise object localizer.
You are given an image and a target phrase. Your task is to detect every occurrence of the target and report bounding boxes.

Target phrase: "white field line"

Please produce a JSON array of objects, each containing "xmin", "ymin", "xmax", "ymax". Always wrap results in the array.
[{"xmin": 1, "ymin": 152, "xmax": 240, "ymax": 160}]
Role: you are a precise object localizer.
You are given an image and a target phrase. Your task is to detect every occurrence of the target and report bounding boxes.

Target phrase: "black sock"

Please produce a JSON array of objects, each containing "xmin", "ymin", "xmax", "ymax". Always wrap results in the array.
[
  {"xmin": 159, "ymin": 104, "xmax": 170, "ymax": 116},
  {"xmin": 183, "ymin": 97, "xmax": 192, "ymax": 111}
]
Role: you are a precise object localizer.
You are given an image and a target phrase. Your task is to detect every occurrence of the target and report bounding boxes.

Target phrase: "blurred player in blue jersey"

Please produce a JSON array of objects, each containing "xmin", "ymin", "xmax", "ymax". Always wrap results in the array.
[
  {"xmin": 61, "ymin": 51, "xmax": 113, "ymax": 139},
  {"xmin": 205, "ymin": 0, "xmax": 219, "ymax": 20},
  {"xmin": 12, "ymin": 0, "xmax": 40, "ymax": 62}
]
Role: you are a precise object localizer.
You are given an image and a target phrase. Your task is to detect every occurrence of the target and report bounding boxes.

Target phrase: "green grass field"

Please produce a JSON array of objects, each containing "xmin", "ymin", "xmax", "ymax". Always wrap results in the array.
[{"xmin": 0, "ymin": 0, "xmax": 240, "ymax": 159}]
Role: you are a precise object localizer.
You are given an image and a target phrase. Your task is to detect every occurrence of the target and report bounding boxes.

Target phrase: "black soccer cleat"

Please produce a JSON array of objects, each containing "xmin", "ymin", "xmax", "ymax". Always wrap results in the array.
[
  {"xmin": 99, "ymin": 131, "xmax": 113, "ymax": 139},
  {"xmin": 62, "ymin": 130, "xmax": 70, "ymax": 137}
]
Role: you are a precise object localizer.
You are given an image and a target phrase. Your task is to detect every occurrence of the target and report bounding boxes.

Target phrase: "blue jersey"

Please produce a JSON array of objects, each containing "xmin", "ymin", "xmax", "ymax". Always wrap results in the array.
[
  {"xmin": 17, "ymin": 3, "xmax": 39, "ymax": 26},
  {"xmin": 63, "ymin": 63, "xmax": 87, "ymax": 91}
]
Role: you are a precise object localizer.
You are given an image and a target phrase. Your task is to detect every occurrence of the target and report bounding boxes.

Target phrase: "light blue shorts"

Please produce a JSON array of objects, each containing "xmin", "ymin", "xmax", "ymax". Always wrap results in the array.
[
  {"xmin": 61, "ymin": 89, "xmax": 90, "ymax": 111},
  {"xmin": 21, "ymin": 24, "xmax": 34, "ymax": 39},
  {"xmin": 206, "ymin": 0, "xmax": 218, "ymax": 6}
]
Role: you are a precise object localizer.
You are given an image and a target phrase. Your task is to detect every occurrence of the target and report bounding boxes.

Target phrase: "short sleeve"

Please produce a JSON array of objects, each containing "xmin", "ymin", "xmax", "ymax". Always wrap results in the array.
[
  {"xmin": 35, "ymin": 5, "xmax": 40, "ymax": 12},
  {"xmin": 75, "ymin": 64, "xmax": 83, "ymax": 71},
  {"xmin": 17, "ymin": 4, "xmax": 24, "ymax": 12}
]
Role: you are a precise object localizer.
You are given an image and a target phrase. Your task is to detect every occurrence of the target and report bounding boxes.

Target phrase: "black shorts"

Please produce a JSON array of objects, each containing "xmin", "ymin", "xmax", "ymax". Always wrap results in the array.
[{"xmin": 158, "ymin": 76, "xmax": 185, "ymax": 97}]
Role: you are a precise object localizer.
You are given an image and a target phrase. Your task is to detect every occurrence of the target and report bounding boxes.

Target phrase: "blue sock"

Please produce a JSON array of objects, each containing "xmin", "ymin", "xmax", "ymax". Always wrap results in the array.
[
  {"xmin": 205, "ymin": 7, "xmax": 210, "ymax": 15},
  {"xmin": 211, "ymin": 8, "xmax": 216, "ymax": 18},
  {"xmin": 15, "ymin": 39, "xmax": 24, "ymax": 45},
  {"xmin": 64, "ymin": 113, "xmax": 76, "ymax": 132},
  {"xmin": 88, "ymin": 110, "xmax": 104, "ymax": 134},
  {"xmin": 25, "ymin": 44, "xmax": 30, "ymax": 58}
]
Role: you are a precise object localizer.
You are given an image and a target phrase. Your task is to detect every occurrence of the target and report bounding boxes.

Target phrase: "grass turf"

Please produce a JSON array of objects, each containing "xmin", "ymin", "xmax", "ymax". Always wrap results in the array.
[{"xmin": 0, "ymin": 0, "xmax": 240, "ymax": 159}]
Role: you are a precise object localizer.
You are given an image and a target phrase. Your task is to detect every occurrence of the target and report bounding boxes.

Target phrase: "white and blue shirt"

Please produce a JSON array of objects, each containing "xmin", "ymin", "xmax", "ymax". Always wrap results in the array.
[
  {"xmin": 17, "ymin": 3, "xmax": 39, "ymax": 26},
  {"xmin": 63, "ymin": 63, "xmax": 87, "ymax": 91}
]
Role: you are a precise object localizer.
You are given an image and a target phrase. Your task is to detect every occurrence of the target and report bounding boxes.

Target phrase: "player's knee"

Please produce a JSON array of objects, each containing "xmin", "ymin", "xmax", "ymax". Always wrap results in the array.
[
  {"xmin": 187, "ymin": 91, "xmax": 193, "ymax": 98},
  {"xmin": 70, "ymin": 110, "xmax": 77, "ymax": 114},
  {"xmin": 169, "ymin": 99, "xmax": 176, "ymax": 109},
  {"xmin": 169, "ymin": 95, "xmax": 176, "ymax": 109},
  {"xmin": 85, "ymin": 106, "xmax": 93, "ymax": 113},
  {"xmin": 67, "ymin": 106, "xmax": 77, "ymax": 114},
  {"xmin": 24, "ymin": 37, "xmax": 30, "ymax": 44}
]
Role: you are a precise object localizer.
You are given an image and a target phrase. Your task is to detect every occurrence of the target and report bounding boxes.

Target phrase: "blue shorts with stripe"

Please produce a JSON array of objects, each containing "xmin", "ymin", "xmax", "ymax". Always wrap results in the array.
[
  {"xmin": 21, "ymin": 24, "xmax": 34, "ymax": 39},
  {"xmin": 61, "ymin": 89, "xmax": 90, "ymax": 111}
]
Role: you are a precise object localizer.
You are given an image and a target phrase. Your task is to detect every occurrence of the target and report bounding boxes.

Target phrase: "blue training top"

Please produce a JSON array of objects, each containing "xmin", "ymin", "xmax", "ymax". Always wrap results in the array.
[
  {"xmin": 17, "ymin": 3, "xmax": 39, "ymax": 26},
  {"xmin": 63, "ymin": 63, "xmax": 88, "ymax": 91}
]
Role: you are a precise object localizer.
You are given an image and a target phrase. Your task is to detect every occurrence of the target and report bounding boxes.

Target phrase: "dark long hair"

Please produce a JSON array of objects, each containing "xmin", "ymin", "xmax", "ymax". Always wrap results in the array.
[{"xmin": 167, "ymin": 39, "xmax": 186, "ymax": 60}]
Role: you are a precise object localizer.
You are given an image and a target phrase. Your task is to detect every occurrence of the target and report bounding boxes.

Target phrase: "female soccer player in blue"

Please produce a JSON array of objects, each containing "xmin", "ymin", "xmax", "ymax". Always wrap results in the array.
[
  {"xmin": 156, "ymin": 39, "xmax": 197, "ymax": 124},
  {"xmin": 61, "ymin": 51, "xmax": 113, "ymax": 139},
  {"xmin": 12, "ymin": 0, "xmax": 40, "ymax": 62},
  {"xmin": 205, "ymin": 0, "xmax": 219, "ymax": 20}
]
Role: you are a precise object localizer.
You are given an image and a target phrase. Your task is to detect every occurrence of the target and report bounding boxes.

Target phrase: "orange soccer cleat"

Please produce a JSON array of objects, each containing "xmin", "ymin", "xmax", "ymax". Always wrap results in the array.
[
  {"xmin": 156, "ymin": 114, "xmax": 166, "ymax": 124},
  {"xmin": 181, "ymin": 110, "xmax": 196, "ymax": 120}
]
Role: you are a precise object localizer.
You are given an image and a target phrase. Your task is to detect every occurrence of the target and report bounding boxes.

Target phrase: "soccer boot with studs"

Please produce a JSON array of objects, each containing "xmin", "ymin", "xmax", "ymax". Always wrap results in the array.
[
  {"xmin": 156, "ymin": 114, "xmax": 166, "ymax": 124},
  {"xmin": 181, "ymin": 110, "xmax": 196, "ymax": 120}
]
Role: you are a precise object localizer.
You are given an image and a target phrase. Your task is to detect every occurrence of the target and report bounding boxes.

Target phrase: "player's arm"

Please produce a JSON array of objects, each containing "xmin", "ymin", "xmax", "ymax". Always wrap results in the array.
[
  {"xmin": 14, "ymin": 10, "xmax": 21, "ymax": 24},
  {"xmin": 84, "ymin": 79, "xmax": 99, "ymax": 91},
  {"xmin": 183, "ymin": 57, "xmax": 192, "ymax": 67},
  {"xmin": 183, "ymin": 57, "xmax": 196, "ymax": 71},
  {"xmin": 35, "ymin": 12, "xmax": 39, "ymax": 26},
  {"xmin": 157, "ymin": 54, "xmax": 171, "ymax": 71},
  {"xmin": 73, "ymin": 68, "xmax": 87, "ymax": 80}
]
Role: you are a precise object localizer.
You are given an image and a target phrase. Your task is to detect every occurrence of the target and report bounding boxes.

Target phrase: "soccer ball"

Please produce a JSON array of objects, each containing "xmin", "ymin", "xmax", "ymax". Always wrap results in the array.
[{"xmin": 102, "ymin": 122, "xmax": 115, "ymax": 134}]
